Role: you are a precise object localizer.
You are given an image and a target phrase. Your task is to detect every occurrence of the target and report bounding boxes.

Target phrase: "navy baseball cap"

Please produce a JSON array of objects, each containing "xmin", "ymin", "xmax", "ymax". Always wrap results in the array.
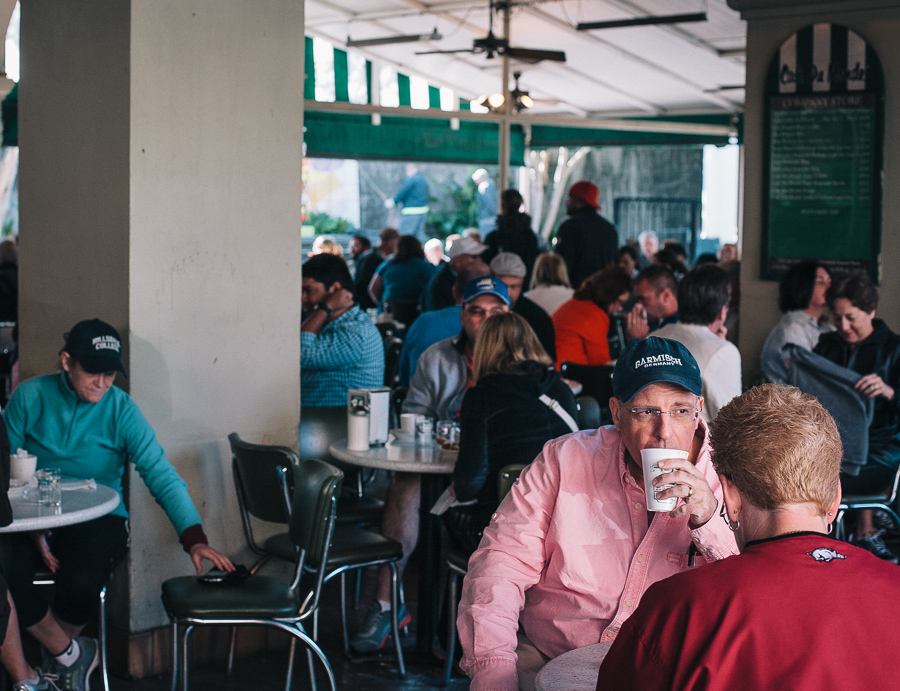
[
  {"xmin": 612, "ymin": 337, "xmax": 701, "ymax": 402},
  {"xmin": 62, "ymin": 319, "xmax": 127, "ymax": 377},
  {"xmin": 462, "ymin": 276, "xmax": 511, "ymax": 306}
]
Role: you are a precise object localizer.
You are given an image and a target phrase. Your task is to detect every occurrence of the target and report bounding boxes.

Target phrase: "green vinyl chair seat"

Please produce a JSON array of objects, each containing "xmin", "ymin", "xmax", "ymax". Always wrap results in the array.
[
  {"xmin": 319, "ymin": 525, "xmax": 403, "ymax": 570},
  {"xmin": 336, "ymin": 494, "xmax": 385, "ymax": 525},
  {"xmin": 162, "ymin": 576, "xmax": 302, "ymax": 620}
]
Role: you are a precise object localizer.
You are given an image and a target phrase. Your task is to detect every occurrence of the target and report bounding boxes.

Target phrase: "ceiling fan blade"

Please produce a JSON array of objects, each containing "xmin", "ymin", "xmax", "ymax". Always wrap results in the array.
[
  {"xmin": 415, "ymin": 48, "xmax": 479, "ymax": 55},
  {"xmin": 504, "ymin": 47, "xmax": 566, "ymax": 63}
]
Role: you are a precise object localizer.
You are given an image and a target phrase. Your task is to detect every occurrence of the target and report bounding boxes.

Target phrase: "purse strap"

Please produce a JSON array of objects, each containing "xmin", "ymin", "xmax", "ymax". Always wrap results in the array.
[{"xmin": 538, "ymin": 394, "xmax": 579, "ymax": 433}]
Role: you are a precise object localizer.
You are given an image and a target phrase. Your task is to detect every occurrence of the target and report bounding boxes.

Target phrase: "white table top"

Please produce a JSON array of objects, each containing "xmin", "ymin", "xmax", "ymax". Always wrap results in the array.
[
  {"xmin": 330, "ymin": 437, "xmax": 456, "ymax": 474},
  {"xmin": 535, "ymin": 642, "xmax": 613, "ymax": 691},
  {"xmin": 0, "ymin": 484, "xmax": 121, "ymax": 533}
]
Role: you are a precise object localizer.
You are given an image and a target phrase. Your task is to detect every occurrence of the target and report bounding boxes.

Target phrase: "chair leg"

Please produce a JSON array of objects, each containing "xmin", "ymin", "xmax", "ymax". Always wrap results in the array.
[
  {"xmin": 287, "ymin": 625, "xmax": 336, "ymax": 691},
  {"xmin": 169, "ymin": 621, "xmax": 179, "ymax": 691},
  {"xmin": 284, "ymin": 637, "xmax": 297, "ymax": 691},
  {"xmin": 226, "ymin": 626, "xmax": 237, "ymax": 675},
  {"xmin": 99, "ymin": 585, "xmax": 110, "ymax": 691},
  {"xmin": 339, "ymin": 572, "xmax": 351, "ymax": 658},
  {"xmin": 181, "ymin": 625, "xmax": 194, "ymax": 691},
  {"xmin": 443, "ymin": 571, "xmax": 460, "ymax": 686},
  {"xmin": 388, "ymin": 563, "xmax": 407, "ymax": 678}
]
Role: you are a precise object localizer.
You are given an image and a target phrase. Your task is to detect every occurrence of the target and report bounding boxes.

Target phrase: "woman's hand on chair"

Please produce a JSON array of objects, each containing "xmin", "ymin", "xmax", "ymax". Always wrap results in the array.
[{"xmin": 190, "ymin": 544, "xmax": 235, "ymax": 574}]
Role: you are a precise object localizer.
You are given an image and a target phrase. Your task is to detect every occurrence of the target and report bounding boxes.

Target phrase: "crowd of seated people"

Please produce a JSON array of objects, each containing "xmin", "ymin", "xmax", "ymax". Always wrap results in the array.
[{"xmin": 287, "ymin": 194, "xmax": 899, "ymax": 691}]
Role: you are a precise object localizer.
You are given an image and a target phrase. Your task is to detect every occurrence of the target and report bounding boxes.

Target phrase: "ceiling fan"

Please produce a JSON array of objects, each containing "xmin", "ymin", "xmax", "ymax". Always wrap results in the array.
[{"xmin": 415, "ymin": 0, "xmax": 566, "ymax": 64}]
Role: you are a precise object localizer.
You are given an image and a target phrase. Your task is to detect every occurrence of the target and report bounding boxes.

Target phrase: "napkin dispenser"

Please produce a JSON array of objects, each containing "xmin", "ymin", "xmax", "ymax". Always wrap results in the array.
[{"xmin": 348, "ymin": 388, "xmax": 390, "ymax": 447}]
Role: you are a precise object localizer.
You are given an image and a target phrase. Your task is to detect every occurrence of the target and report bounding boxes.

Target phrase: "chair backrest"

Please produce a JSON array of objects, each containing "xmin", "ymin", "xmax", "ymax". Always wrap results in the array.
[
  {"xmin": 498, "ymin": 464, "xmax": 526, "ymax": 502},
  {"xmin": 385, "ymin": 299, "xmax": 420, "ymax": 328},
  {"xmin": 560, "ymin": 362, "xmax": 615, "ymax": 405},
  {"xmin": 290, "ymin": 458, "xmax": 343, "ymax": 570},
  {"xmin": 229, "ymin": 433, "xmax": 298, "ymax": 524},
  {"xmin": 576, "ymin": 395, "xmax": 601, "ymax": 430},
  {"xmin": 384, "ymin": 337, "xmax": 404, "ymax": 387}
]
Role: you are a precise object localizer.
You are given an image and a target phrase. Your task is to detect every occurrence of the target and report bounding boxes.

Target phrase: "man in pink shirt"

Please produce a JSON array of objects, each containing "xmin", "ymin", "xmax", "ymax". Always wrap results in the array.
[{"xmin": 457, "ymin": 337, "xmax": 738, "ymax": 691}]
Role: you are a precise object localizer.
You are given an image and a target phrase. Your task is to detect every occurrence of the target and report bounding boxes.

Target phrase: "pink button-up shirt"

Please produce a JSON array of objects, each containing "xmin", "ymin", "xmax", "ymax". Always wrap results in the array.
[{"xmin": 457, "ymin": 422, "xmax": 738, "ymax": 691}]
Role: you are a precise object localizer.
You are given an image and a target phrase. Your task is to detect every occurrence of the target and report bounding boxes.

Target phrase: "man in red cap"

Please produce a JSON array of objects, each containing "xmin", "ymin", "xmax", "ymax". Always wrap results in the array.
[{"xmin": 554, "ymin": 180, "xmax": 618, "ymax": 289}]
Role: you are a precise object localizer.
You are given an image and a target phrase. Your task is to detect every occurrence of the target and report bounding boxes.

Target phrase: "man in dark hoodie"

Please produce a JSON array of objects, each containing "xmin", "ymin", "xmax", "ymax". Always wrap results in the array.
[{"xmin": 554, "ymin": 181, "xmax": 618, "ymax": 289}]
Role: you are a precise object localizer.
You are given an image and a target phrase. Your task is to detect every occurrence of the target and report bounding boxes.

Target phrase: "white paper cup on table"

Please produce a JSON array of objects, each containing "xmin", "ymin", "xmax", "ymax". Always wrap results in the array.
[
  {"xmin": 400, "ymin": 413, "xmax": 421, "ymax": 436},
  {"xmin": 10, "ymin": 453, "xmax": 37, "ymax": 482},
  {"xmin": 640, "ymin": 448, "xmax": 688, "ymax": 512},
  {"xmin": 36, "ymin": 468, "xmax": 62, "ymax": 507}
]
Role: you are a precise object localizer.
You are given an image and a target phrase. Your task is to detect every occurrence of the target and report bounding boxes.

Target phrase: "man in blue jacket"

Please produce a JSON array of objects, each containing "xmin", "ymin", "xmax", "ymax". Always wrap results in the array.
[{"xmin": 385, "ymin": 163, "xmax": 430, "ymax": 241}]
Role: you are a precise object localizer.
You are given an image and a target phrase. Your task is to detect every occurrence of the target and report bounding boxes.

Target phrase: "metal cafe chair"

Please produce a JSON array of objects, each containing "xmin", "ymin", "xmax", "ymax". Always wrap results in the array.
[
  {"xmin": 442, "ymin": 464, "xmax": 526, "ymax": 685},
  {"xmin": 161, "ymin": 459, "xmax": 343, "ymax": 691}
]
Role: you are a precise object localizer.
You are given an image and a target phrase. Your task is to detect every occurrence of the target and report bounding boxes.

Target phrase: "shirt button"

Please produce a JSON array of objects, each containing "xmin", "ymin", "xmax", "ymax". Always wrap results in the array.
[
  {"xmin": 692, "ymin": 536, "xmax": 700, "ymax": 543},
  {"xmin": 624, "ymin": 600, "xmax": 632, "ymax": 607},
  {"xmin": 637, "ymin": 555, "xmax": 645, "ymax": 562},
  {"xmin": 607, "ymin": 630, "xmax": 615, "ymax": 638},
  {"xmin": 491, "ymin": 513, "xmax": 498, "ymax": 520},
  {"xmin": 634, "ymin": 502, "xmax": 642, "ymax": 510}
]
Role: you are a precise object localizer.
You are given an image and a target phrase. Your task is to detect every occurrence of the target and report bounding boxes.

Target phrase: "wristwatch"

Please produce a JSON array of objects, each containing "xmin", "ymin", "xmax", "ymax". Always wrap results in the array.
[{"xmin": 313, "ymin": 302, "xmax": 333, "ymax": 318}]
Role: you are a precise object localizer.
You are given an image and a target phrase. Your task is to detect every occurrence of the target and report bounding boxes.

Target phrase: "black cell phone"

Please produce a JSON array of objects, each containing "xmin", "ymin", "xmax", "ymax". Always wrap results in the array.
[{"xmin": 197, "ymin": 569, "xmax": 229, "ymax": 584}]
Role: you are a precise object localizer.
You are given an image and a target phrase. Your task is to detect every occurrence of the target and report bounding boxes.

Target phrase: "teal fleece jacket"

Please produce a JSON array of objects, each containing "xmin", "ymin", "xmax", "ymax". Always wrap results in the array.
[{"xmin": 3, "ymin": 372, "xmax": 206, "ymax": 550}]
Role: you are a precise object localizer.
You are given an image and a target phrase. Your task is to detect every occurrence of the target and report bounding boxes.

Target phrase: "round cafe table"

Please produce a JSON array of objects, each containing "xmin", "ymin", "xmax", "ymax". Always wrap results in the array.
[
  {"xmin": 535, "ymin": 641, "xmax": 613, "ymax": 691},
  {"xmin": 330, "ymin": 436, "xmax": 456, "ymax": 654},
  {"xmin": 0, "ymin": 483, "xmax": 121, "ymax": 533}
]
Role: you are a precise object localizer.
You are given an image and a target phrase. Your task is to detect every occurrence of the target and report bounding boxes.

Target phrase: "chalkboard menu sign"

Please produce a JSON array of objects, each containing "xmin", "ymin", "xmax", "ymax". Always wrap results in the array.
[{"xmin": 763, "ymin": 24, "xmax": 884, "ymax": 280}]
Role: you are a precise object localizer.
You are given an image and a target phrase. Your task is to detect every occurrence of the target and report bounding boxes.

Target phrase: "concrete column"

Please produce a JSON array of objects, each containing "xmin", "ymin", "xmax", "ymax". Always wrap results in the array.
[
  {"xmin": 19, "ymin": 0, "xmax": 304, "ymax": 660},
  {"xmin": 729, "ymin": 0, "xmax": 900, "ymax": 381}
]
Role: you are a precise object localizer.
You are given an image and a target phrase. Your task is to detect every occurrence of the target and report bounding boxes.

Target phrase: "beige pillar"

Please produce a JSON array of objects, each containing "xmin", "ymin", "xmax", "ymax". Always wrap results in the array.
[{"xmin": 19, "ymin": 0, "xmax": 303, "ymax": 671}]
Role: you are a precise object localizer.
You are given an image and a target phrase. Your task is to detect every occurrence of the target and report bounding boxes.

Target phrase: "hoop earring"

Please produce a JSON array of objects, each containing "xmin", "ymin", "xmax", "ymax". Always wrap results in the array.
[
  {"xmin": 719, "ymin": 503, "xmax": 740, "ymax": 532},
  {"xmin": 826, "ymin": 522, "xmax": 833, "ymax": 535}
]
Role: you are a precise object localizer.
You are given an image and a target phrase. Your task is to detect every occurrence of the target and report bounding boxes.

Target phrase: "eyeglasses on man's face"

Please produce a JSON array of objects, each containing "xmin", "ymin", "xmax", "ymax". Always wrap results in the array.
[
  {"xmin": 463, "ymin": 305, "xmax": 508, "ymax": 319},
  {"xmin": 628, "ymin": 406, "xmax": 700, "ymax": 424}
]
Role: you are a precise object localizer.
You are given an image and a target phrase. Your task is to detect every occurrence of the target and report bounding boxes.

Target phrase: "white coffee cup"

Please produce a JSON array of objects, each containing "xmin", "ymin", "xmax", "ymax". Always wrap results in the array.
[
  {"xmin": 640, "ymin": 448, "xmax": 689, "ymax": 512},
  {"xmin": 10, "ymin": 454, "xmax": 37, "ymax": 482},
  {"xmin": 400, "ymin": 413, "xmax": 421, "ymax": 436}
]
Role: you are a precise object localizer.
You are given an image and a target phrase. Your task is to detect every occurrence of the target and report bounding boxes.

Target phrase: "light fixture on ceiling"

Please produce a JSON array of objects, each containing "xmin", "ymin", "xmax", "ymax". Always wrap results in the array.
[
  {"xmin": 510, "ymin": 72, "xmax": 533, "ymax": 113},
  {"xmin": 477, "ymin": 73, "xmax": 533, "ymax": 114},
  {"xmin": 346, "ymin": 28, "xmax": 441, "ymax": 49},
  {"xmin": 577, "ymin": 12, "xmax": 707, "ymax": 31}
]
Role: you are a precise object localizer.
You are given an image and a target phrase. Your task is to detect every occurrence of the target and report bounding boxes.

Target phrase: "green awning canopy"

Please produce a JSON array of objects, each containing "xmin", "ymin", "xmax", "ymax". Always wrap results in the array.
[
  {"xmin": 529, "ymin": 114, "xmax": 742, "ymax": 148},
  {"xmin": 304, "ymin": 111, "xmax": 526, "ymax": 165}
]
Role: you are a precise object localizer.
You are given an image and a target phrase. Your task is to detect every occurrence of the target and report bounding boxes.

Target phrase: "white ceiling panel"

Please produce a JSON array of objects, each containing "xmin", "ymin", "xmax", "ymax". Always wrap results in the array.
[{"xmin": 304, "ymin": 0, "xmax": 747, "ymax": 117}]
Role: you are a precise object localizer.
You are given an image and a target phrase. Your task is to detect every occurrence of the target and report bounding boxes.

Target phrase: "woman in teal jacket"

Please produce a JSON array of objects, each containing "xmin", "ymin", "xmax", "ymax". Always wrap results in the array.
[{"xmin": 0, "ymin": 319, "xmax": 232, "ymax": 691}]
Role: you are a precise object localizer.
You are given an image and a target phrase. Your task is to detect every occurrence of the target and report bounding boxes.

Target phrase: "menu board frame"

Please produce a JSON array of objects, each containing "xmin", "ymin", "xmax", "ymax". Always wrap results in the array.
[{"xmin": 762, "ymin": 23, "xmax": 884, "ymax": 281}]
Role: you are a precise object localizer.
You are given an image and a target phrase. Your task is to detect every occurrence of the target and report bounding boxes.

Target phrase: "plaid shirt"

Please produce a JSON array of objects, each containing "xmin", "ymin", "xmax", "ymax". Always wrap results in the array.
[{"xmin": 301, "ymin": 305, "xmax": 385, "ymax": 407}]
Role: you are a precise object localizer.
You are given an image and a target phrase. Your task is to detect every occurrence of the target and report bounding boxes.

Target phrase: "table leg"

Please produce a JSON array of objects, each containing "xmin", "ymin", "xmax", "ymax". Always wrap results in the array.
[{"xmin": 417, "ymin": 474, "xmax": 446, "ymax": 654}]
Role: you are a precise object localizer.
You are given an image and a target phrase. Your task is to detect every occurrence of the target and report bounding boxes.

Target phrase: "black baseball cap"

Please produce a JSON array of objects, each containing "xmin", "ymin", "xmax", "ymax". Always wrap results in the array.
[
  {"xmin": 62, "ymin": 319, "xmax": 127, "ymax": 377},
  {"xmin": 612, "ymin": 337, "xmax": 701, "ymax": 402}
]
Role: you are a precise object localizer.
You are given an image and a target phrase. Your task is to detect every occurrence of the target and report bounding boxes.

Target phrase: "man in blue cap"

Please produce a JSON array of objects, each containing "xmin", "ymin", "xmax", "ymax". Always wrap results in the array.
[
  {"xmin": 457, "ymin": 337, "xmax": 737, "ymax": 691},
  {"xmin": 351, "ymin": 277, "xmax": 511, "ymax": 654}
]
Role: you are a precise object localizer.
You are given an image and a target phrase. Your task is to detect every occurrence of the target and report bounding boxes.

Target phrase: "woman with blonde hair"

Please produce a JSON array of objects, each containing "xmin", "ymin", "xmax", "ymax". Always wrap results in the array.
[
  {"xmin": 446, "ymin": 312, "xmax": 578, "ymax": 552},
  {"xmin": 523, "ymin": 252, "xmax": 574, "ymax": 316}
]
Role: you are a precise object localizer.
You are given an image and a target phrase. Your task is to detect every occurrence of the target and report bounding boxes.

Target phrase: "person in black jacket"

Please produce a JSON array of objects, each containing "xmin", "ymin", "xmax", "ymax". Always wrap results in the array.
[
  {"xmin": 446, "ymin": 312, "xmax": 578, "ymax": 553},
  {"xmin": 490, "ymin": 252, "xmax": 556, "ymax": 363},
  {"xmin": 353, "ymin": 227, "xmax": 398, "ymax": 310},
  {"xmin": 482, "ymin": 189, "xmax": 539, "ymax": 287},
  {"xmin": 554, "ymin": 181, "xmax": 618, "ymax": 289},
  {"xmin": 813, "ymin": 270, "xmax": 900, "ymax": 563}
]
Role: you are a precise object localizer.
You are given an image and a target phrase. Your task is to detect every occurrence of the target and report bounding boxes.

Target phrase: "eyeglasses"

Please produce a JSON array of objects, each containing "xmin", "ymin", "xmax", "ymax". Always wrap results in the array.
[
  {"xmin": 463, "ymin": 306, "xmax": 507, "ymax": 318},
  {"xmin": 628, "ymin": 406, "xmax": 699, "ymax": 424}
]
